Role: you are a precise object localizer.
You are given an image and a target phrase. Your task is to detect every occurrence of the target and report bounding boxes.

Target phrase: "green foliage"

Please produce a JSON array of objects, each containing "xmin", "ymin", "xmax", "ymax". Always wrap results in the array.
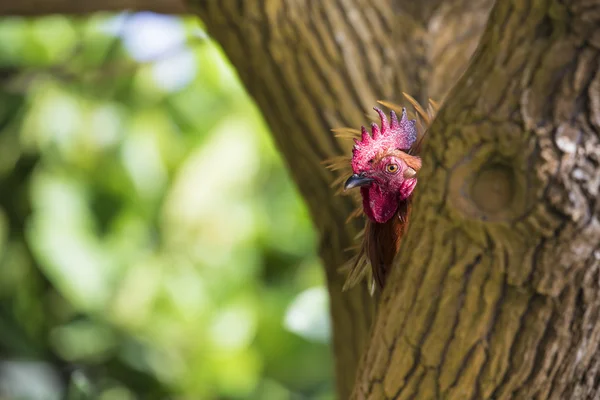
[{"xmin": 0, "ymin": 13, "xmax": 333, "ymax": 399}]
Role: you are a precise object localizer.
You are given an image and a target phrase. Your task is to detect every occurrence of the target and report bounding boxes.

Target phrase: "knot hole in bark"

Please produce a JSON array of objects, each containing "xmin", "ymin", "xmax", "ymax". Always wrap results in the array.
[
  {"xmin": 448, "ymin": 146, "xmax": 531, "ymax": 222},
  {"xmin": 471, "ymin": 164, "xmax": 515, "ymax": 214}
]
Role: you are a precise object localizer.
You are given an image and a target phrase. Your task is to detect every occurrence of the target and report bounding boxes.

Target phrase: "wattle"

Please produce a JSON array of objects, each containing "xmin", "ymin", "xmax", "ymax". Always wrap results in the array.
[{"xmin": 360, "ymin": 186, "xmax": 399, "ymax": 223}]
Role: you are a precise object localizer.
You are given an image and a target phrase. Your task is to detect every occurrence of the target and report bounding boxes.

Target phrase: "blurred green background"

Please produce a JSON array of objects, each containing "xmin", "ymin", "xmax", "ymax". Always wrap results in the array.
[{"xmin": 0, "ymin": 12, "xmax": 333, "ymax": 400}]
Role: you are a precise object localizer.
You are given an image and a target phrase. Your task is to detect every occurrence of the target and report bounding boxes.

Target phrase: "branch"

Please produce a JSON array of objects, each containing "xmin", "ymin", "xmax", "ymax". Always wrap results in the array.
[{"xmin": 0, "ymin": 0, "xmax": 187, "ymax": 16}]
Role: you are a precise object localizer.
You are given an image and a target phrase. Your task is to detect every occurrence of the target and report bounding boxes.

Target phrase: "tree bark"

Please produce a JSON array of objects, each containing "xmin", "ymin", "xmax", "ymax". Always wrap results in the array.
[
  {"xmin": 353, "ymin": 0, "xmax": 600, "ymax": 398},
  {"xmin": 189, "ymin": 0, "xmax": 492, "ymax": 397}
]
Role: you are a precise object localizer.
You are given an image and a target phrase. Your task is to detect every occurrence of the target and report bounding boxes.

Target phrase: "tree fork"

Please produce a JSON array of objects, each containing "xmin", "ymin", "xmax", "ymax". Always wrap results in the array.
[
  {"xmin": 354, "ymin": 0, "xmax": 600, "ymax": 398},
  {"xmin": 190, "ymin": 0, "xmax": 495, "ymax": 397}
]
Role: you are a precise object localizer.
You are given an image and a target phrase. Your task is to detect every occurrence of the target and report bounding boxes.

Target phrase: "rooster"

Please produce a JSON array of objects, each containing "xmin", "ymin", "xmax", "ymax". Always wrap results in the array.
[{"xmin": 326, "ymin": 94, "xmax": 437, "ymax": 294}]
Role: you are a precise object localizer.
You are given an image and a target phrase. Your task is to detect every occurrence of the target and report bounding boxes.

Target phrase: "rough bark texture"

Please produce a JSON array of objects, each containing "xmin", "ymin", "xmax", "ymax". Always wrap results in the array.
[
  {"xmin": 0, "ymin": 0, "xmax": 186, "ymax": 16},
  {"xmin": 190, "ymin": 1, "xmax": 492, "ymax": 397},
  {"xmin": 353, "ymin": 0, "xmax": 600, "ymax": 398}
]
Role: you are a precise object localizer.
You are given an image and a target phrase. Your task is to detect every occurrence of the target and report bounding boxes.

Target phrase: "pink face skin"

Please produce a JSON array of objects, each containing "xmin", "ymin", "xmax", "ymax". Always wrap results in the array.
[{"xmin": 359, "ymin": 155, "xmax": 417, "ymax": 224}]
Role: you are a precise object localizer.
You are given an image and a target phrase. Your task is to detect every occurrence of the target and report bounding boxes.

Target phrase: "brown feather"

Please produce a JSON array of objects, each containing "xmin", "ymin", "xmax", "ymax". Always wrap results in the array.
[{"xmin": 366, "ymin": 199, "xmax": 411, "ymax": 288}]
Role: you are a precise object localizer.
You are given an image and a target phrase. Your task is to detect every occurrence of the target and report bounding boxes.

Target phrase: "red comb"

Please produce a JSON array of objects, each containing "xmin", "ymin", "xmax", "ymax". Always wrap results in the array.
[{"xmin": 351, "ymin": 107, "xmax": 417, "ymax": 174}]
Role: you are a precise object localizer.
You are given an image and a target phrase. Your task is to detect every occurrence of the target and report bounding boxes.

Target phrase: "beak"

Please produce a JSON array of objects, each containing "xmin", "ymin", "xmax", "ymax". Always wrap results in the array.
[{"xmin": 344, "ymin": 173, "xmax": 374, "ymax": 191}]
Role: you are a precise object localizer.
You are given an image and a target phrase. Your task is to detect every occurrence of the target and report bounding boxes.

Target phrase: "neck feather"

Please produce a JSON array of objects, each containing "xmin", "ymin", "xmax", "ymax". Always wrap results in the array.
[{"xmin": 366, "ymin": 199, "xmax": 412, "ymax": 288}]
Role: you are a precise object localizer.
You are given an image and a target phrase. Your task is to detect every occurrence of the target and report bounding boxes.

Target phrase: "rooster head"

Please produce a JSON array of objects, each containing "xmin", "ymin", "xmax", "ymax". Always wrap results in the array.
[{"xmin": 344, "ymin": 107, "xmax": 421, "ymax": 224}]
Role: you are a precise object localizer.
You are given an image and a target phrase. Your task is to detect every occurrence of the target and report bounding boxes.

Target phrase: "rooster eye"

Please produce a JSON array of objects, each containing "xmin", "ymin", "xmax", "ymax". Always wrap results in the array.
[{"xmin": 386, "ymin": 164, "xmax": 399, "ymax": 173}]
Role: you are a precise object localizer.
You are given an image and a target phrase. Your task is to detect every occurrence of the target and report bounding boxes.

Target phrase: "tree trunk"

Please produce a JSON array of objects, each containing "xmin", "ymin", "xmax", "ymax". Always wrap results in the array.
[
  {"xmin": 190, "ymin": 1, "xmax": 493, "ymax": 397},
  {"xmin": 353, "ymin": 0, "xmax": 600, "ymax": 398}
]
